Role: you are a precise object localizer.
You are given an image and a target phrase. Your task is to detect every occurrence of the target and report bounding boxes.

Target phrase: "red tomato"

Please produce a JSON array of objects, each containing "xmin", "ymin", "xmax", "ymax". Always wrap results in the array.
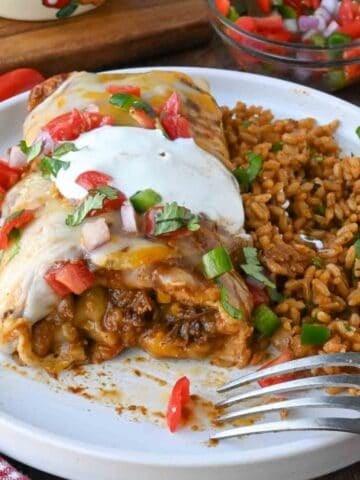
[
  {"xmin": 129, "ymin": 107, "xmax": 156, "ymax": 129},
  {"xmin": 246, "ymin": 282, "xmax": 268, "ymax": 306},
  {"xmin": 162, "ymin": 92, "xmax": 181, "ymax": 116},
  {"xmin": 344, "ymin": 46, "xmax": 360, "ymax": 79},
  {"xmin": 0, "ymin": 161, "xmax": 22, "ymax": 190},
  {"xmin": 234, "ymin": 16, "xmax": 258, "ymax": 33},
  {"xmin": 44, "ymin": 109, "xmax": 114, "ymax": 141},
  {"xmin": 48, "ymin": 260, "xmax": 95, "ymax": 295},
  {"xmin": 0, "ymin": 210, "xmax": 35, "ymax": 249},
  {"xmin": 166, "ymin": 376, "xmax": 190, "ymax": 433},
  {"xmin": 75, "ymin": 171, "xmax": 113, "ymax": 190},
  {"xmin": 161, "ymin": 115, "xmax": 191, "ymax": 140},
  {"xmin": 215, "ymin": 0, "xmax": 230, "ymax": 16},
  {"xmin": 339, "ymin": 20, "xmax": 360, "ymax": 38},
  {"xmin": 0, "ymin": 185, "xmax": 6, "ymax": 209},
  {"xmin": 89, "ymin": 190, "xmax": 127, "ymax": 217},
  {"xmin": 258, "ymin": 350, "xmax": 294, "ymax": 388},
  {"xmin": 254, "ymin": 15, "xmax": 284, "ymax": 32},
  {"xmin": 106, "ymin": 85, "xmax": 141, "ymax": 96},
  {"xmin": 44, "ymin": 263, "xmax": 72, "ymax": 297},
  {"xmin": 258, "ymin": 0, "xmax": 272, "ymax": 14},
  {"xmin": 0, "ymin": 68, "xmax": 44, "ymax": 102},
  {"xmin": 338, "ymin": 0, "xmax": 354, "ymax": 24},
  {"xmin": 42, "ymin": 0, "xmax": 71, "ymax": 7}
]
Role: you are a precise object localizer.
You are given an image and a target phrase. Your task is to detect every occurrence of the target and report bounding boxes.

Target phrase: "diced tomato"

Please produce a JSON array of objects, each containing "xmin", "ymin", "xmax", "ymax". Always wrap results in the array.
[
  {"xmin": 44, "ymin": 263, "xmax": 72, "ymax": 297},
  {"xmin": 338, "ymin": 0, "xmax": 354, "ymax": 25},
  {"xmin": 263, "ymin": 30, "xmax": 292, "ymax": 43},
  {"xmin": 0, "ymin": 185, "xmax": 6, "ymax": 209},
  {"xmin": 0, "ymin": 161, "xmax": 22, "ymax": 190},
  {"xmin": 161, "ymin": 115, "xmax": 192, "ymax": 140},
  {"xmin": 129, "ymin": 107, "xmax": 156, "ymax": 129},
  {"xmin": 162, "ymin": 92, "xmax": 181, "ymax": 116},
  {"xmin": 233, "ymin": 16, "xmax": 258, "ymax": 33},
  {"xmin": 166, "ymin": 376, "xmax": 190, "ymax": 433},
  {"xmin": 339, "ymin": 20, "xmax": 360, "ymax": 39},
  {"xmin": 344, "ymin": 46, "xmax": 360, "ymax": 79},
  {"xmin": 105, "ymin": 84, "xmax": 141, "ymax": 96},
  {"xmin": 0, "ymin": 209, "xmax": 35, "ymax": 249},
  {"xmin": 50, "ymin": 260, "xmax": 95, "ymax": 295},
  {"xmin": 215, "ymin": 0, "xmax": 230, "ymax": 17},
  {"xmin": 0, "ymin": 68, "xmax": 44, "ymax": 102},
  {"xmin": 44, "ymin": 109, "xmax": 114, "ymax": 141},
  {"xmin": 258, "ymin": 350, "xmax": 294, "ymax": 387},
  {"xmin": 254, "ymin": 15, "xmax": 284, "ymax": 32},
  {"xmin": 76, "ymin": 171, "xmax": 113, "ymax": 190},
  {"xmin": 258, "ymin": 0, "xmax": 272, "ymax": 14},
  {"xmin": 89, "ymin": 189, "xmax": 127, "ymax": 216},
  {"xmin": 246, "ymin": 282, "xmax": 268, "ymax": 306}
]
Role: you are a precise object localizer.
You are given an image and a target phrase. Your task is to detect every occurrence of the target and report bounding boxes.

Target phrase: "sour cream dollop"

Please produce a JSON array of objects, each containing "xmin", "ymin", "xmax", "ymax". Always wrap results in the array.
[{"xmin": 56, "ymin": 126, "xmax": 244, "ymax": 234}]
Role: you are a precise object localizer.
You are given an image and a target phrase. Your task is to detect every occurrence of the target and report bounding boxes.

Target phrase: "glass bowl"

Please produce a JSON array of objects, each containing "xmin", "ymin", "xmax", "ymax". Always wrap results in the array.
[{"xmin": 208, "ymin": 0, "xmax": 360, "ymax": 92}]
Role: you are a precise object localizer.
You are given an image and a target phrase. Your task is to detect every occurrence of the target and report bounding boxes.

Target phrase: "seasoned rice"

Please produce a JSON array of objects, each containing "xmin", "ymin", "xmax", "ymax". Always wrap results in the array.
[{"xmin": 222, "ymin": 102, "xmax": 360, "ymax": 364}]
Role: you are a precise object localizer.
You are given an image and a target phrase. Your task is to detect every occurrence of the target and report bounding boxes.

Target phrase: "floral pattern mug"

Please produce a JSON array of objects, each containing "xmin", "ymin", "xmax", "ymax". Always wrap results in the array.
[{"xmin": 0, "ymin": 0, "xmax": 105, "ymax": 21}]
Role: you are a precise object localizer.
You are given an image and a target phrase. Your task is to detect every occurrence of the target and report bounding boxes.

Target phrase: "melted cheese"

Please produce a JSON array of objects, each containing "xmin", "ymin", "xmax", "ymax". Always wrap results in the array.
[{"xmin": 55, "ymin": 126, "xmax": 244, "ymax": 234}]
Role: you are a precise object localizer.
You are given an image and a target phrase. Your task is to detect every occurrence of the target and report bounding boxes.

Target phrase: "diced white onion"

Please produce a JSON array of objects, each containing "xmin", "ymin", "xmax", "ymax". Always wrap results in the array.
[
  {"xmin": 81, "ymin": 218, "xmax": 110, "ymax": 252},
  {"xmin": 120, "ymin": 202, "xmax": 138, "ymax": 233},
  {"xmin": 320, "ymin": 0, "xmax": 338, "ymax": 15},
  {"xmin": 8, "ymin": 145, "xmax": 27, "ymax": 168},
  {"xmin": 324, "ymin": 20, "xmax": 339, "ymax": 37},
  {"xmin": 284, "ymin": 19, "xmax": 299, "ymax": 33},
  {"xmin": 34, "ymin": 130, "xmax": 55, "ymax": 155}
]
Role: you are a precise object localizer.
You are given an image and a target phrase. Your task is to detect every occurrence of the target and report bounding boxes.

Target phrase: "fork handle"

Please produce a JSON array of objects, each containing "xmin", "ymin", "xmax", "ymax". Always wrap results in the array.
[{"xmin": 212, "ymin": 418, "xmax": 360, "ymax": 441}]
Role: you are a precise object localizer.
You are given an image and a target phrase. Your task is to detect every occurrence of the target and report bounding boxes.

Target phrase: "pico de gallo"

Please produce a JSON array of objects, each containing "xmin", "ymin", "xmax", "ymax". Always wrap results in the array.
[{"xmin": 213, "ymin": 0, "xmax": 360, "ymax": 91}]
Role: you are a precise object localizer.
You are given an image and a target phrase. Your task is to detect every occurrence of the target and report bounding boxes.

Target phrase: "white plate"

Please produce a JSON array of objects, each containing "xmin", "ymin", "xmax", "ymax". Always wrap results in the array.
[{"xmin": 0, "ymin": 67, "xmax": 359, "ymax": 480}]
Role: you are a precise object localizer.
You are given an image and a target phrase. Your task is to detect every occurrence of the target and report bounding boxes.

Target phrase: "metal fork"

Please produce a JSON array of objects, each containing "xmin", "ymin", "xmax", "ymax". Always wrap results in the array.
[{"xmin": 212, "ymin": 353, "xmax": 360, "ymax": 441}]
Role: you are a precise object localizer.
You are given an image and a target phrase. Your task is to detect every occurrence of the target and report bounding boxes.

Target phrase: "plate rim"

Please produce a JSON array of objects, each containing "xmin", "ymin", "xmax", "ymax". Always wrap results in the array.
[{"xmin": 0, "ymin": 66, "xmax": 359, "ymax": 469}]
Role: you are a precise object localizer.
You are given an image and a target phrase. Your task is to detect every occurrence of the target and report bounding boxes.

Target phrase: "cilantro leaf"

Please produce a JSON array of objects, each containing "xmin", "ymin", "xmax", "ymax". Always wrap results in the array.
[
  {"xmin": 19, "ymin": 140, "xmax": 43, "ymax": 162},
  {"xmin": 53, "ymin": 142, "xmax": 78, "ymax": 157},
  {"xmin": 241, "ymin": 246, "xmax": 275, "ymax": 289},
  {"xmin": 40, "ymin": 156, "xmax": 70, "ymax": 178},
  {"xmin": 66, "ymin": 193, "xmax": 105, "ymax": 227},
  {"xmin": 154, "ymin": 202, "xmax": 200, "ymax": 236},
  {"xmin": 65, "ymin": 186, "xmax": 119, "ymax": 227},
  {"xmin": 220, "ymin": 286, "xmax": 243, "ymax": 320},
  {"xmin": 271, "ymin": 142, "xmax": 284, "ymax": 153},
  {"xmin": 233, "ymin": 152, "xmax": 263, "ymax": 192}
]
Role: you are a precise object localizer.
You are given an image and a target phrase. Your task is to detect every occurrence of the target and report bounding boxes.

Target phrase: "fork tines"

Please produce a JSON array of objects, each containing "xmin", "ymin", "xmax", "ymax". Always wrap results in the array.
[{"xmin": 213, "ymin": 353, "xmax": 360, "ymax": 441}]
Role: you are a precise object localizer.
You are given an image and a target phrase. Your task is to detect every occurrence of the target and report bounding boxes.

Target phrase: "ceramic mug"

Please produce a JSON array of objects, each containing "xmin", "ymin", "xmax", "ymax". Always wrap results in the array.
[{"xmin": 0, "ymin": 0, "xmax": 106, "ymax": 21}]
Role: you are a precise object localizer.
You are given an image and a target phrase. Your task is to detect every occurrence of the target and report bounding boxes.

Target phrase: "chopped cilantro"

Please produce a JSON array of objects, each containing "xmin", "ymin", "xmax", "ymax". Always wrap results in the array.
[
  {"xmin": 19, "ymin": 140, "xmax": 42, "ymax": 162},
  {"xmin": 40, "ymin": 156, "xmax": 70, "ymax": 178},
  {"xmin": 65, "ymin": 186, "xmax": 118, "ymax": 226},
  {"xmin": 240, "ymin": 247, "xmax": 275, "ymax": 289},
  {"xmin": 154, "ymin": 202, "xmax": 200, "ymax": 236},
  {"xmin": 271, "ymin": 142, "xmax": 284, "ymax": 153},
  {"xmin": 220, "ymin": 286, "xmax": 243, "ymax": 320},
  {"xmin": 233, "ymin": 152, "xmax": 263, "ymax": 192}
]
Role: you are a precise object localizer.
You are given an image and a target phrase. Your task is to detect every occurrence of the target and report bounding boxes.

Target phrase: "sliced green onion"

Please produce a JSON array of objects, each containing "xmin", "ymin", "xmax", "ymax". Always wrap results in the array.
[
  {"xmin": 202, "ymin": 247, "xmax": 233, "ymax": 279},
  {"xmin": 110, "ymin": 93, "xmax": 155, "ymax": 116},
  {"xmin": 227, "ymin": 6, "xmax": 239, "ymax": 21},
  {"xmin": 312, "ymin": 256, "xmax": 324, "ymax": 269},
  {"xmin": 354, "ymin": 239, "xmax": 360, "ymax": 259},
  {"xmin": 328, "ymin": 32, "xmax": 352, "ymax": 47},
  {"xmin": 301, "ymin": 323, "xmax": 330, "ymax": 346},
  {"xmin": 220, "ymin": 286, "xmax": 243, "ymax": 320},
  {"xmin": 130, "ymin": 189, "xmax": 162, "ymax": 213},
  {"xmin": 278, "ymin": 5, "xmax": 297, "ymax": 18},
  {"xmin": 253, "ymin": 304, "xmax": 281, "ymax": 337},
  {"xmin": 271, "ymin": 142, "xmax": 284, "ymax": 153}
]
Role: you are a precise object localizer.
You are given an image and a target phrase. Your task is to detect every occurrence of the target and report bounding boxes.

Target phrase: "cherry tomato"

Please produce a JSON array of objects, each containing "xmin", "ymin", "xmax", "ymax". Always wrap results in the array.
[
  {"xmin": 166, "ymin": 376, "xmax": 190, "ymax": 433},
  {"xmin": 162, "ymin": 92, "xmax": 181, "ymax": 116},
  {"xmin": 254, "ymin": 15, "xmax": 284, "ymax": 32},
  {"xmin": 215, "ymin": 0, "xmax": 230, "ymax": 17},
  {"xmin": 75, "ymin": 171, "xmax": 113, "ymax": 190},
  {"xmin": 0, "ymin": 161, "xmax": 22, "ymax": 190},
  {"xmin": 106, "ymin": 85, "xmax": 141, "ymax": 96},
  {"xmin": 258, "ymin": 0, "xmax": 272, "ymax": 14},
  {"xmin": 0, "ymin": 210, "xmax": 35, "ymax": 249},
  {"xmin": 45, "ymin": 260, "xmax": 95, "ymax": 296},
  {"xmin": 161, "ymin": 115, "xmax": 192, "ymax": 140},
  {"xmin": 258, "ymin": 350, "xmax": 295, "ymax": 387},
  {"xmin": 339, "ymin": 20, "xmax": 360, "ymax": 38},
  {"xmin": 0, "ymin": 68, "xmax": 44, "ymax": 102}
]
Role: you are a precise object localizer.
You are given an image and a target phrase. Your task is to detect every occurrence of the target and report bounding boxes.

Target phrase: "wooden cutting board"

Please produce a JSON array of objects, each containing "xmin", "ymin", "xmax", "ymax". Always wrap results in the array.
[{"xmin": 0, "ymin": 0, "xmax": 212, "ymax": 76}]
